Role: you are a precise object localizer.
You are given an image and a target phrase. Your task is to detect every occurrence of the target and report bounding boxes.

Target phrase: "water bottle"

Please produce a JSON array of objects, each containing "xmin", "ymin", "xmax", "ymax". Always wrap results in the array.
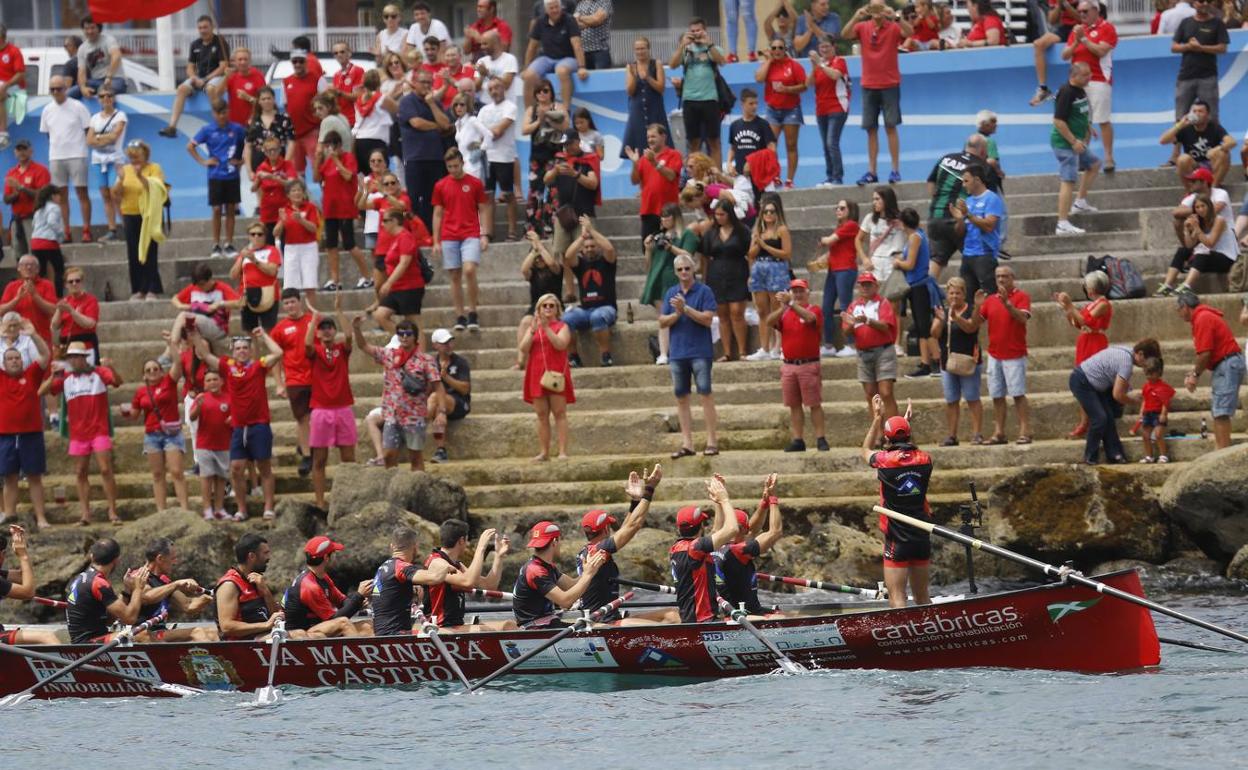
[
  {"xmin": 626, "ymin": 302, "xmax": 635, "ymax": 324},
  {"xmin": 54, "ymin": 485, "xmax": 66, "ymax": 504},
  {"xmin": 103, "ymin": 281, "xmax": 114, "ymax": 302},
  {"xmin": 1200, "ymin": 417, "xmax": 1208, "ymax": 439}
]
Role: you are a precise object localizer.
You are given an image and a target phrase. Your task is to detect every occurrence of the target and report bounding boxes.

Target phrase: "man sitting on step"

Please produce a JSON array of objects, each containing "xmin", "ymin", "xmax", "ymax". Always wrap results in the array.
[{"xmin": 561, "ymin": 216, "xmax": 618, "ymax": 367}]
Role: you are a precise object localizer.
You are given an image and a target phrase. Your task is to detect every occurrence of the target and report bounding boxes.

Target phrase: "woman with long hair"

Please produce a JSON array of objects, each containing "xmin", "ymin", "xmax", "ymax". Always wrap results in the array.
[
  {"xmin": 1055, "ymin": 270, "xmax": 1113, "ymax": 438},
  {"xmin": 1175, "ymin": 193, "xmax": 1239, "ymax": 290},
  {"xmin": 642, "ymin": 202, "xmax": 699, "ymax": 364},
  {"xmin": 856, "ymin": 185, "xmax": 907, "ymax": 354},
  {"xmin": 120, "ymin": 345, "xmax": 189, "ymax": 513},
  {"xmin": 621, "ymin": 37, "xmax": 669, "ymax": 159},
  {"xmin": 353, "ymin": 68, "xmax": 398, "ymax": 173},
  {"xmin": 452, "ymin": 93, "xmax": 490, "ymax": 181},
  {"xmin": 810, "ymin": 198, "xmax": 860, "ymax": 356},
  {"xmin": 573, "ymin": 107, "xmax": 605, "ymax": 159},
  {"xmin": 522, "ymin": 78, "xmax": 564, "ymax": 235},
  {"xmin": 520, "ymin": 293, "xmax": 576, "ymax": 461},
  {"xmin": 931, "ymin": 276, "xmax": 984, "ymax": 446},
  {"xmin": 242, "ymin": 87, "xmax": 294, "ymax": 173},
  {"xmin": 746, "ymin": 193, "xmax": 792, "ymax": 359},
  {"xmin": 29, "ymin": 185, "xmax": 66, "ymax": 295},
  {"xmin": 700, "ymin": 202, "xmax": 752, "ymax": 361},
  {"xmin": 380, "ymin": 52, "xmax": 410, "ymax": 165}
]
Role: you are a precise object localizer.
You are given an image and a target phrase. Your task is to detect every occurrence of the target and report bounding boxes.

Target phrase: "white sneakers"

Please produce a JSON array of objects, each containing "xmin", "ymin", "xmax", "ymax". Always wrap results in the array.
[
  {"xmin": 1072, "ymin": 198, "xmax": 1099, "ymax": 213},
  {"xmin": 1055, "ymin": 220, "xmax": 1086, "ymax": 235},
  {"xmin": 745, "ymin": 348, "xmax": 772, "ymax": 361},
  {"xmin": 655, "ymin": 354, "xmax": 669, "ymax": 365},
  {"xmin": 835, "ymin": 346, "xmax": 857, "ymax": 358},
  {"xmin": 820, "ymin": 345, "xmax": 838, "ymax": 357}
]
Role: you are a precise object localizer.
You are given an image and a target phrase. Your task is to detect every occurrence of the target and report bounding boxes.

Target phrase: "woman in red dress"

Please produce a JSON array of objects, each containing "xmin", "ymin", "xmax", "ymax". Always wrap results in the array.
[
  {"xmin": 521, "ymin": 293, "xmax": 575, "ymax": 461},
  {"xmin": 1055, "ymin": 271, "xmax": 1113, "ymax": 438}
]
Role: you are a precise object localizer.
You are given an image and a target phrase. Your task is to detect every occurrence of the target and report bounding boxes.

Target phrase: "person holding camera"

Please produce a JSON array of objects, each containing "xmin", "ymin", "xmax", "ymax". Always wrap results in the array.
[
  {"xmin": 669, "ymin": 18, "xmax": 725, "ymax": 167},
  {"xmin": 520, "ymin": 293, "xmax": 575, "ymax": 461},
  {"xmin": 1160, "ymin": 98, "xmax": 1235, "ymax": 192},
  {"xmin": 643, "ymin": 204, "xmax": 699, "ymax": 365},
  {"xmin": 544, "ymin": 130, "xmax": 600, "ymax": 304},
  {"xmin": 843, "ymin": 1, "xmax": 911, "ymax": 186},
  {"xmin": 355, "ymin": 317, "xmax": 446, "ymax": 471}
]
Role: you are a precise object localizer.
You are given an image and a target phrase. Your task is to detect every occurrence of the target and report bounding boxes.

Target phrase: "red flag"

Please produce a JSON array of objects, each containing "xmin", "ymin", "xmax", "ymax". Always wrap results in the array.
[{"xmin": 87, "ymin": 0, "xmax": 200, "ymax": 23}]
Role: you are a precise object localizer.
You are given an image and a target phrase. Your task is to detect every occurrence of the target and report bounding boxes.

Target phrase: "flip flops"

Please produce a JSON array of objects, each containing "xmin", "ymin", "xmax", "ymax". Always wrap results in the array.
[{"xmin": 670, "ymin": 447, "xmax": 696, "ymax": 459}]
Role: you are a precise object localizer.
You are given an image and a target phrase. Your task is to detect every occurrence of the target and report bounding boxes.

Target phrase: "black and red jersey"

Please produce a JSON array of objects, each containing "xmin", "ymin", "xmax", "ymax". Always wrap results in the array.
[
  {"xmin": 421, "ymin": 549, "xmax": 466, "ymax": 627},
  {"xmin": 869, "ymin": 444, "xmax": 934, "ymax": 542},
  {"xmin": 135, "ymin": 572, "xmax": 171, "ymax": 628},
  {"xmin": 670, "ymin": 536, "xmax": 718, "ymax": 623},
  {"xmin": 283, "ymin": 568, "xmax": 364, "ymax": 632},
  {"xmin": 215, "ymin": 567, "xmax": 273, "ymax": 639},
  {"xmin": 512, "ymin": 556, "xmax": 561, "ymax": 626},
  {"xmin": 715, "ymin": 539, "xmax": 763, "ymax": 614},
  {"xmin": 372, "ymin": 556, "xmax": 423, "ymax": 636},
  {"xmin": 576, "ymin": 536, "xmax": 619, "ymax": 617},
  {"xmin": 66, "ymin": 567, "xmax": 117, "ymax": 643}
]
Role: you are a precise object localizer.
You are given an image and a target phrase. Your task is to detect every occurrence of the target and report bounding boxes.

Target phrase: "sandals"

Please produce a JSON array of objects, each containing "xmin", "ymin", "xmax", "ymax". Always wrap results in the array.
[
  {"xmin": 670, "ymin": 447, "xmax": 696, "ymax": 459},
  {"xmin": 939, "ymin": 436, "xmax": 959, "ymax": 447},
  {"xmin": 982, "ymin": 435, "xmax": 1008, "ymax": 446},
  {"xmin": 702, "ymin": 446, "xmax": 719, "ymax": 456},
  {"xmin": 970, "ymin": 434, "xmax": 985, "ymax": 445},
  {"xmin": 1015, "ymin": 436, "xmax": 1033, "ymax": 445}
]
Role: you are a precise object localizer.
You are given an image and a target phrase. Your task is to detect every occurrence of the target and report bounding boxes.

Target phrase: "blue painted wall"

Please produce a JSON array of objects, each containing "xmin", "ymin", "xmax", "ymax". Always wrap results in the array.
[{"xmin": 7, "ymin": 30, "xmax": 1248, "ymax": 223}]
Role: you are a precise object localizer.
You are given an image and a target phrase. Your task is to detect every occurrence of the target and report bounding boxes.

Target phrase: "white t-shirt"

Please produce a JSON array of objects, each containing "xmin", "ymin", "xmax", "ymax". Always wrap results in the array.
[
  {"xmin": 1182, "ymin": 187, "xmax": 1240, "ymax": 259},
  {"xmin": 39, "ymin": 98, "xmax": 91, "ymax": 161},
  {"xmin": 477, "ymin": 99, "xmax": 518, "ymax": 163},
  {"xmin": 377, "ymin": 27, "xmax": 406, "ymax": 56},
  {"xmin": 406, "ymin": 19, "xmax": 451, "ymax": 49},
  {"xmin": 456, "ymin": 115, "xmax": 491, "ymax": 180},
  {"xmin": 352, "ymin": 94, "xmax": 393, "ymax": 142},
  {"xmin": 478, "ymin": 52, "xmax": 523, "ymax": 101},
  {"xmin": 939, "ymin": 21, "xmax": 963, "ymax": 45},
  {"xmin": 1158, "ymin": 1, "xmax": 1196, "ymax": 35},
  {"xmin": 88, "ymin": 108, "xmax": 128, "ymax": 166},
  {"xmin": 362, "ymin": 174, "xmax": 384, "ymax": 235}
]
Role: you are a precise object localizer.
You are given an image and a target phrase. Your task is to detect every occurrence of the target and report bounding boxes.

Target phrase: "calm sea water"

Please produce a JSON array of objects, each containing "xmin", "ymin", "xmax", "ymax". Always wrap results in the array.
[{"xmin": 4, "ymin": 585, "xmax": 1248, "ymax": 769}]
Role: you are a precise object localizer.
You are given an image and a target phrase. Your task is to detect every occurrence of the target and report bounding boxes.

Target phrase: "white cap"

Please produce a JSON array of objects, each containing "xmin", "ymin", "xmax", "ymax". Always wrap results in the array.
[
  {"xmin": 431, "ymin": 328, "xmax": 454, "ymax": 345},
  {"xmin": 290, "ymin": 48, "xmax": 309, "ymax": 60}
]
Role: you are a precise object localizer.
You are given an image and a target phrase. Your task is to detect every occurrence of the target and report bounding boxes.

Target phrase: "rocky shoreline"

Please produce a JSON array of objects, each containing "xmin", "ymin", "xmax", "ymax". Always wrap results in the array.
[{"xmin": 3, "ymin": 446, "xmax": 1247, "ymax": 626}]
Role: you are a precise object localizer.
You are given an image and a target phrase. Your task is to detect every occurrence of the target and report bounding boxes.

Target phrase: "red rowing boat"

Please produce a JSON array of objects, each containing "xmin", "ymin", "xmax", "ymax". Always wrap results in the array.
[{"xmin": 0, "ymin": 570, "xmax": 1160, "ymax": 699}]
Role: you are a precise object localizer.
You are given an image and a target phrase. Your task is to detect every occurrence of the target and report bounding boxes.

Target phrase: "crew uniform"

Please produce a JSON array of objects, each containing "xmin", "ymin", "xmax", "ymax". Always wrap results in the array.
[
  {"xmin": 575, "ymin": 509, "xmax": 620, "ymax": 620},
  {"xmin": 715, "ymin": 510, "xmax": 763, "ymax": 614},
  {"xmin": 869, "ymin": 438, "xmax": 935, "ymax": 568},
  {"xmin": 133, "ymin": 572, "xmax": 173, "ymax": 640},
  {"xmin": 422, "ymin": 548, "xmax": 467, "ymax": 627},
  {"xmin": 512, "ymin": 556, "xmax": 563, "ymax": 628},
  {"xmin": 215, "ymin": 567, "xmax": 273, "ymax": 640},
  {"xmin": 66, "ymin": 567, "xmax": 117, "ymax": 643},
  {"xmin": 0, "ymin": 568, "xmax": 21, "ymax": 644},
  {"xmin": 371, "ymin": 555, "xmax": 427, "ymax": 636},
  {"xmin": 283, "ymin": 568, "xmax": 365, "ymax": 632},
  {"xmin": 669, "ymin": 506, "xmax": 718, "ymax": 623}
]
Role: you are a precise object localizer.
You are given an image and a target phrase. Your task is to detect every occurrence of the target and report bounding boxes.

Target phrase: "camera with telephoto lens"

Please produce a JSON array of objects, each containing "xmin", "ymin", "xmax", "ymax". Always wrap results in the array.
[{"xmin": 652, "ymin": 232, "xmax": 673, "ymax": 250}]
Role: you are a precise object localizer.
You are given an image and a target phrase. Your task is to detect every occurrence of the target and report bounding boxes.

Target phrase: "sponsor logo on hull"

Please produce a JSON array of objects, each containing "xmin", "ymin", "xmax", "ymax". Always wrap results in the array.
[
  {"xmin": 703, "ymin": 622, "xmax": 847, "ymax": 670},
  {"xmin": 502, "ymin": 636, "xmax": 618, "ymax": 670}
]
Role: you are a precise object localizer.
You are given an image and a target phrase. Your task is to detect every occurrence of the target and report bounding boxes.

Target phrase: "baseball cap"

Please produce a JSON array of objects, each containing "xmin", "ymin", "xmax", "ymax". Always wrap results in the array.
[
  {"xmin": 856, "ymin": 273, "xmax": 878, "ymax": 284},
  {"xmin": 431, "ymin": 328, "xmax": 454, "ymax": 345},
  {"xmin": 1184, "ymin": 167, "xmax": 1214, "ymax": 184},
  {"xmin": 789, "ymin": 278, "xmax": 809, "ymax": 290},
  {"xmin": 13, "ymin": 138, "xmax": 30, "ymax": 149},
  {"xmin": 883, "ymin": 416, "xmax": 911, "ymax": 442},
  {"xmin": 676, "ymin": 505, "xmax": 709, "ymax": 533},
  {"xmin": 304, "ymin": 535, "xmax": 344, "ymax": 557},
  {"xmin": 290, "ymin": 48, "xmax": 309, "ymax": 60},
  {"xmin": 526, "ymin": 521, "xmax": 561, "ymax": 548},
  {"xmin": 581, "ymin": 509, "xmax": 617, "ymax": 535},
  {"xmin": 317, "ymin": 316, "xmax": 337, "ymax": 329},
  {"xmin": 734, "ymin": 508, "xmax": 749, "ymax": 530}
]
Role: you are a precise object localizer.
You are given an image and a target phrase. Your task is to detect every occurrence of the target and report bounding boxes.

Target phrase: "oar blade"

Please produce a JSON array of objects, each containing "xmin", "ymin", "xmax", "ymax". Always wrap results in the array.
[
  {"xmin": 158, "ymin": 683, "xmax": 203, "ymax": 698},
  {"xmin": 777, "ymin": 658, "xmax": 808, "ymax": 675},
  {"xmin": 0, "ymin": 693, "xmax": 33, "ymax": 708},
  {"xmin": 252, "ymin": 685, "xmax": 282, "ymax": 707}
]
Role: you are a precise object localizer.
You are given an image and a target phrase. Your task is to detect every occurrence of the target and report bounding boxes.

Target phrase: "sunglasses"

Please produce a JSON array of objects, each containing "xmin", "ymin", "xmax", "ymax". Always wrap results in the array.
[
  {"xmin": 49, "ymin": 87, "xmax": 65, "ymax": 92},
  {"xmin": 763, "ymin": 208, "xmax": 777, "ymax": 214},
  {"xmin": 675, "ymin": 266, "xmax": 693, "ymax": 272},
  {"xmin": 248, "ymin": 231, "xmax": 265, "ymax": 238},
  {"xmin": 539, "ymin": 303, "xmax": 558, "ymax": 308},
  {"xmin": 396, "ymin": 330, "xmax": 416, "ymax": 337},
  {"xmin": 334, "ymin": 50, "xmax": 350, "ymax": 55},
  {"xmin": 383, "ymin": 180, "xmax": 399, "ymax": 185},
  {"xmin": 384, "ymin": 13, "xmax": 399, "ymax": 18},
  {"xmin": 537, "ymin": 87, "xmax": 553, "ymax": 93},
  {"xmin": 836, "ymin": 204, "xmax": 848, "ymax": 210},
  {"xmin": 770, "ymin": 45, "xmax": 785, "ymax": 50},
  {"xmin": 66, "ymin": 278, "xmax": 83, "ymax": 284}
]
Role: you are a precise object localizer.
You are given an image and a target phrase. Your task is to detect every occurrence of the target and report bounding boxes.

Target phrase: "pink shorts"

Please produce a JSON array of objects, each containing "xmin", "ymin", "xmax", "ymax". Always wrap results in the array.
[
  {"xmin": 68, "ymin": 435, "xmax": 113, "ymax": 457},
  {"xmin": 780, "ymin": 361, "xmax": 823, "ymax": 408},
  {"xmin": 309, "ymin": 407, "xmax": 358, "ymax": 449}
]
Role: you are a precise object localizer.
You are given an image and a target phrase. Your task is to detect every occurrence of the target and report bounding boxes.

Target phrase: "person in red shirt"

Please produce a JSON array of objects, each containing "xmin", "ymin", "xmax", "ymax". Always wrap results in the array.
[
  {"xmin": 313, "ymin": 132, "xmax": 371, "ymax": 292},
  {"xmin": 282, "ymin": 50, "xmax": 327, "ymax": 175},
  {"xmin": 192, "ymin": 327, "xmax": 285, "ymax": 521},
  {"xmin": 843, "ymin": 272, "xmax": 899, "ymax": 418},
  {"xmin": 330, "ymin": 43, "xmax": 365, "ymax": 125},
  {"xmin": 52, "ymin": 266, "xmax": 100, "ymax": 364},
  {"xmin": 251, "ymin": 137, "xmax": 297, "ymax": 245},
  {"xmin": 0, "ymin": 28, "xmax": 25, "ymax": 150},
  {"xmin": 209, "ymin": 48, "xmax": 267, "ymax": 128},
  {"xmin": 4, "ymin": 139, "xmax": 50, "ymax": 256},
  {"xmin": 1060, "ymin": 1, "xmax": 1117, "ymax": 171},
  {"xmin": 230, "ymin": 224, "xmax": 282, "ymax": 333},
  {"xmin": 902, "ymin": 0, "xmax": 941, "ymax": 50},
  {"xmin": 187, "ymin": 369, "xmax": 232, "ymax": 520},
  {"xmin": 811, "ymin": 199, "xmax": 860, "ymax": 355},
  {"xmin": 0, "ymin": 325, "xmax": 50, "ymax": 529},
  {"xmin": 432, "ymin": 148, "xmax": 492, "ymax": 332},
  {"xmin": 1178, "ymin": 292, "xmax": 1245, "ymax": 449},
  {"xmin": 119, "ymin": 344, "xmax": 189, "ymax": 512},
  {"xmin": 273, "ymin": 179, "xmax": 322, "ymax": 303},
  {"xmin": 172, "ymin": 263, "xmax": 244, "ymax": 348},
  {"xmin": 807, "ymin": 40, "xmax": 850, "ymax": 187},
  {"xmin": 959, "ymin": 0, "xmax": 1006, "ymax": 47},
  {"xmin": 272, "ymin": 289, "xmax": 316, "ymax": 476},
  {"xmin": 373, "ymin": 210, "xmax": 428, "ymax": 335},
  {"xmin": 303, "ymin": 302, "xmax": 356, "ymax": 510},
  {"xmin": 754, "ymin": 39, "xmax": 807, "ymax": 188},
  {"xmin": 967, "ymin": 265, "xmax": 1033, "ymax": 444},
  {"xmin": 767, "ymin": 279, "xmax": 827, "ymax": 452},
  {"xmin": 843, "ymin": 2, "xmax": 910, "ymax": 185},
  {"xmin": 50, "ymin": 342, "xmax": 124, "ymax": 525},
  {"xmin": 626, "ymin": 125, "xmax": 682, "ymax": 247},
  {"xmin": 1139, "ymin": 357, "xmax": 1176, "ymax": 464},
  {"xmin": 0, "ymin": 255, "xmax": 57, "ymax": 345},
  {"xmin": 465, "ymin": 0, "xmax": 514, "ymax": 60}
]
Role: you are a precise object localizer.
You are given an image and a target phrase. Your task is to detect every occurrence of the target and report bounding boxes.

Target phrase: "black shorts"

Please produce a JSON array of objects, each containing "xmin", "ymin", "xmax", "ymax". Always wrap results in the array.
[
  {"xmin": 1171, "ymin": 247, "xmax": 1233, "ymax": 274},
  {"xmin": 324, "ymin": 218, "xmax": 357, "ymax": 250},
  {"xmin": 683, "ymin": 100, "xmax": 722, "ymax": 144},
  {"xmin": 208, "ymin": 178, "xmax": 242, "ymax": 207},
  {"xmin": 242, "ymin": 304, "xmax": 279, "ymax": 332},
  {"xmin": 1052, "ymin": 23, "xmax": 1075, "ymax": 40},
  {"xmin": 883, "ymin": 532, "xmax": 932, "ymax": 568},
  {"xmin": 287, "ymin": 385, "xmax": 312, "ymax": 421},
  {"xmin": 448, "ymin": 393, "xmax": 470, "ymax": 420},
  {"xmin": 382, "ymin": 287, "xmax": 425, "ymax": 315},
  {"xmin": 927, "ymin": 218, "xmax": 959, "ymax": 267},
  {"xmin": 908, "ymin": 284, "xmax": 933, "ymax": 338},
  {"xmin": 486, "ymin": 161, "xmax": 516, "ymax": 194}
]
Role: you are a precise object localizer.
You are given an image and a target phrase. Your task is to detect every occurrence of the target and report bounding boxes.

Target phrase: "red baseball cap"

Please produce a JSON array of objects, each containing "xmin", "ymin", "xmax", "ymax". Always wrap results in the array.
[
  {"xmin": 581, "ymin": 509, "xmax": 617, "ymax": 535},
  {"xmin": 676, "ymin": 505, "xmax": 708, "ymax": 532},
  {"xmin": 526, "ymin": 521, "xmax": 562, "ymax": 548},
  {"xmin": 734, "ymin": 508, "xmax": 750, "ymax": 530},
  {"xmin": 856, "ymin": 272, "xmax": 878, "ymax": 284},
  {"xmin": 1184, "ymin": 167, "xmax": 1214, "ymax": 184},
  {"xmin": 883, "ymin": 416, "xmax": 912, "ymax": 441},
  {"xmin": 789, "ymin": 278, "xmax": 809, "ymax": 290},
  {"xmin": 304, "ymin": 535, "xmax": 344, "ymax": 557}
]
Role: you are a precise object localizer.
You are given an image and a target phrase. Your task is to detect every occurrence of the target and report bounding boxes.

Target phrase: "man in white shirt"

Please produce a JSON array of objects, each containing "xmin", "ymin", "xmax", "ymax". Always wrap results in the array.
[
  {"xmin": 403, "ymin": 2, "xmax": 451, "ymax": 62},
  {"xmin": 39, "ymin": 75, "xmax": 93, "ymax": 241},
  {"xmin": 478, "ymin": 76, "xmax": 519, "ymax": 239},
  {"xmin": 1158, "ymin": 0, "xmax": 1195, "ymax": 35},
  {"xmin": 68, "ymin": 15, "xmax": 125, "ymax": 99},
  {"xmin": 476, "ymin": 31, "xmax": 524, "ymax": 201}
]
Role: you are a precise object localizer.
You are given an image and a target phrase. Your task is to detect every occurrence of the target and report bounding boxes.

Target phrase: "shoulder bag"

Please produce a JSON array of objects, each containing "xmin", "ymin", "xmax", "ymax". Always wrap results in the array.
[
  {"xmin": 944, "ymin": 306, "xmax": 977, "ymax": 376},
  {"xmin": 537, "ymin": 325, "xmax": 566, "ymax": 394}
]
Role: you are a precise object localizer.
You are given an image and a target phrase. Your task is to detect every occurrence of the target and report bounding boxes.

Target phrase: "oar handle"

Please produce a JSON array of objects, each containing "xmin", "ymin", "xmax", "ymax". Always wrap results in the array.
[
  {"xmin": 755, "ymin": 572, "xmax": 880, "ymax": 598},
  {"xmin": 469, "ymin": 588, "xmax": 513, "ymax": 601},
  {"xmin": 32, "ymin": 596, "xmax": 68, "ymax": 609},
  {"xmin": 615, "ymin": 578, "xmax": 677, "ymax": 595}
]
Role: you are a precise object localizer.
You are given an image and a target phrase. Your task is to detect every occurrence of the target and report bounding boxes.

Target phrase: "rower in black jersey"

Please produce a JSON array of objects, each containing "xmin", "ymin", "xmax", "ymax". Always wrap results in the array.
[
  {"xmin": 215, "ymin": 532, "xmax": 283, "ymax": 641},
  {"xmin": 715, "ymin": 473, "xmax": 784, "ymax": 616},
  {"xmin": 66, "ymin": 538, "xmax": 149, "ymax": 644},
  {"xmin": 283, "ymin": 536, "xmax": 375, "ymax": 638},
  {"xmin": 669, "ymin": 474, "xmax": 740, "ymax": 623},
  {"xmin": 0, "ymin": 525, "xmax": 58, "ymax": 644},
  {"xmin": 126, "ymin": 538, "xmax": 215, "ymax": 642},
  {"xmin": 863, "ymin": 395, "xmax": 934, "ymax": 608},
  {"xmin": 422, "ymin": 519, "xmax": 515, "ymax": 631},
  {"xmin": 512, "ymin": 521, "xmax": 607, "ymax": 627},
  {"xmin": 370, "ymin": 525, "xmax": 458, "ymax": 636}
]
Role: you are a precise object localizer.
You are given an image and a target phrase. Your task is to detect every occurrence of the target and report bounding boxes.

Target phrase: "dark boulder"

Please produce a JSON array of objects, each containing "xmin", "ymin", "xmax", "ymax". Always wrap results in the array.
[{"xmin": 1159, "ymin": 444, "xmax": 1248, "ymax": 561}]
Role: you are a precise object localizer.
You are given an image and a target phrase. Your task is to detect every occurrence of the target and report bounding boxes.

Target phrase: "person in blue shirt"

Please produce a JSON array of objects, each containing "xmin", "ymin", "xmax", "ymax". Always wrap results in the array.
[
  {"xmin": 950, "ymin": 163, "xmax": 1004, "ymax": 298},
  {"xmin": 894, "ymin": 207, "xmax": 941, "ymax": 378},
  {"xmin": 660, "ymin": 253, "xmax": 720, "ymax": 459},
  {"xmin": 187, "ymin": 100, "xmax": 246, "ymax": 260},
  {"xmin": 794, "ymin": 0, "xmax": 841, "ymax": 56}
]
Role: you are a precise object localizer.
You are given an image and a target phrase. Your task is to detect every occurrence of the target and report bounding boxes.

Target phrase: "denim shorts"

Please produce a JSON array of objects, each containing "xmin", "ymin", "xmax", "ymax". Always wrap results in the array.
[
  {"xmin": 748, "ymin": 258, "xmax": 791, "ymax": 293},
  {"xmin": 441, "ymin": 238, "xmax": 482, "ymax": 270},
  {"xmin": 986, "ymin": 355, "xmax": 1027, "ymax": 399},
  {"xmin": 670, "ymin": 357, "xmax": 713, "ymax": 397},
  {"xmin": 861, "ymin": 86, "xmax": 901, "ymax": 130},
  {"xmin": 143, "ymin": 430, "xmax": 186, "ymax": 455},
  {"xmin": 383, "ymin": 419, "xmax": 427, "ymax": 451},
  {"xmin": 941, "ymin": 364, "xmax": 982, "ymax": 404},
  {"xmin": 90, "ymin": 161, "xmax": 118, "ymax": 189},
  {"xmin": 1054, "ymin": 146, "xmax": 1099, "ymax": 184},
  {"xmin": 1210, "ymin": 352, "xmax": 1245, "ymax": 419},
  {"xmin": 563, "ymin": 304, "xmax": 617, "ymax": 331},
  {"xmin": 766, "ymin": 104, "xmax": 803, "ymax": 126},
  {"xmin": 1141, "ymin": 410, "xmax": 1161, "ymax": 428},
  {"xmin": 527, "ymin": 55, "xmax": 579, "ymax": 78}
]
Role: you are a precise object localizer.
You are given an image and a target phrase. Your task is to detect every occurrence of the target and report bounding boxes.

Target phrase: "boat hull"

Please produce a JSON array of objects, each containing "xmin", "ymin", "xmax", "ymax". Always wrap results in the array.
[{"xmin": 0, "ymin": 571, "xmax": 1160, "ymax": 698}]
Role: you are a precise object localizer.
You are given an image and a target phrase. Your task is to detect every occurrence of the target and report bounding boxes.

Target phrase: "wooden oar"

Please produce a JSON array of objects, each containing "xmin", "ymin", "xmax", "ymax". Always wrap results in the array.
[
  {"xmin": 716, "ymin": 597, "xmax": 807, "ymax": 675},
  {"xmin": 252, "ymin": 618, "xmax": 287, "ymax": 707},
  {"xmin": 0, "ymin": 611, "xmax": 177, "ymax": 707},
  {"xmin": 470, "ymin": 591, "xmax": 635, "ymax": 692},
  {"xmin": 874, "ymin": 505, "xmax": 1248, "ymax": 646},
  {"xmin": 1159, "ymin": 636, "xmax": 1240, "ymax": 654},
  {"xmin": 756, "ymin": 572, "xmax": 884, "ymax": 599},
  {"xmin": 0, "ymin": 641, "xmax": 203, "ymax": 697},
  {"xmin": 414, "ymin": 608, "xmax": 473, "ymax": 693},
  {"xmin": 614, "ymin": 578, "xmax": 676, "ymax": 595},
  {"xmin": 32, "ymin": 596, "xmax": 68, "ymax": 610}
]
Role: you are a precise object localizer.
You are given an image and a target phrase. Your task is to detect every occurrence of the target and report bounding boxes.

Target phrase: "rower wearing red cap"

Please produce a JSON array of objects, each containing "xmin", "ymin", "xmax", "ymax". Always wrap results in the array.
[
  {"xmin": 283, "ymin": 535, "xmax": 376, "ymax": 637},
  {"xmin": 670, "ymin": 475, "xmax": 741, "ymax": 623},
  {"xmin": 714, "ymin": 473, "xmax": 784, "ymax": 616},
  {"xmin": 576, "ymin": 465, "xmax": 675, "ymax": 625},
  {"xmin": 863, "ymin": 394, "xmax": 933, "ymax": 608},
  {"xmin": 370, "ymin": 525, "xmax": 459, "ymax": 636},
  {"xmin": 0, "ymin": 525, "xmax": 58, "ymax": 644},
  {"xmin": 512, "ymin": 521, "xmax": 608, "ymax": 627},
  {"xmin": 422, "ymin": 520, "xmax": 516, "ymax": 631}
]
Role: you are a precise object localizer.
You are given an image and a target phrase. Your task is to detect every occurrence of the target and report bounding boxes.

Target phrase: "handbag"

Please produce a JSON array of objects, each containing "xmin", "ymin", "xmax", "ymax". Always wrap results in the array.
[
  {"xmin": 397, "ymin": 350, "xmax": 427, "ymax": 396},
  {"xmin": 245, "ymin": 285, "xmax": 276, "ymax": 314},
  {"xmin": 146, "ymin": 384, "xmax": 183, "ymax": 436},
  {"xmin": 555, "ymin": 204, "xmax": 579, "ymax": 233},
  {"xmin": 882, "ymin": 268, "xmax": 910, "ymax": 302},
  {"xmin": 536, "ymin": 326, "xmax": 566, "ymax": 394},
  {"xmin": 944, "ymin": 305, "xmax": 977, "ymax": 377}
]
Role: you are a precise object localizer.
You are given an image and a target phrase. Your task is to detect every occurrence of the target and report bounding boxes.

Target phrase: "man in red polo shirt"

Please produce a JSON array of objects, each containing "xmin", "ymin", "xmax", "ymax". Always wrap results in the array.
[
  {"xmin": 626, "ymin": 124, "xmax": 681, "ymax": 246},
  {"xmin": 210, "ymin": 48, "xmax": 267, "ymax": 129},
  {"xmin": 843, "ymin": 2, "xmax": 910, "ymax": 185},
  {"xmin": 843, "ymin": 272, "xmax": 898, "ymax": 419},
  {"xmin": 303, "ymin": 304, "xmax": 355, "ymax": 510},
  {"xmin": 967, "ymin": 264, "xmax": 1032, "ymax": 444},
  {"xmin": 0, "ymin": 255, "xmax": 56, "ymax": 344},
  {"xmin": 465, "ymin": 0, "xmax": 514, "ymax": 60},
  {"xmin": 282, "ymin": 49, "xmax": 328, "ymax": 175},
  {"xmin": 768, "ymin": 278, "xmax": 827, "ymax": 452},
  {"xmin": 3, "ymin": 139, "xmax": 49, "ymax": 256},
  {"xmin": 1178, "ymin": 291, "xmax": 1245, "ymax": 449},
  {"xmin": 432, "ymin": 147, "xmax": 491, "ymax": 332},
  {"xmin": 0, "ymin": 324, "xmax": 50, "ymax": 529},
  {"xmin": 330, "ymin": 43, "xmax": 365, "ymax": 126},
  {"xmin": 271, "ymin": 289, "xmax": 315, "ymax": 478},
  {"xmin": 0, "ymin": 27, "xmax": 25, "ymax": 150}
]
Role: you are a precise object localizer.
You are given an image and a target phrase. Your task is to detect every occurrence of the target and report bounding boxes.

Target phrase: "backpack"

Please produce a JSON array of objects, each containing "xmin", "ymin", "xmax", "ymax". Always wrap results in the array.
[{"xmin": 1085, "ymin": 254, "xmax": 1145, "ymax": 300}]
